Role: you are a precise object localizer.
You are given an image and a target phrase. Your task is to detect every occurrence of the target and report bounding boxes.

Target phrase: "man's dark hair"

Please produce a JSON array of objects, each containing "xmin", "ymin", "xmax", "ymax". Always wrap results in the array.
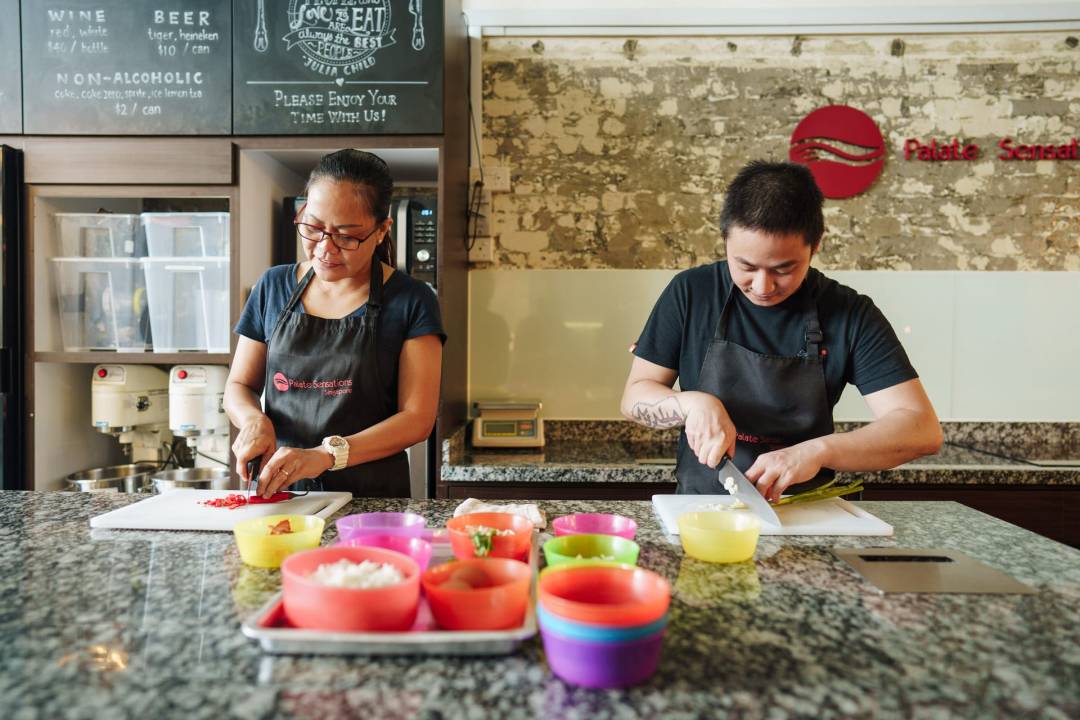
[{"xmin": 719, "ymin": 161, "xmax": 825, "ymax": 246}]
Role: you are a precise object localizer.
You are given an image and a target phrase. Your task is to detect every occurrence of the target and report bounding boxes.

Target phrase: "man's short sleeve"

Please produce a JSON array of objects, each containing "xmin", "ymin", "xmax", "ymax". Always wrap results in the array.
[
  {"xmin": 234, "ymin": 273, "xmax": 269, "ymax": 343},
  {"xmin": 632, "ymin": 274, "xmax": 686, "ymax": 371},
  {"xmin": 847, "ymin": 295, "xmax": 918, "ymax": 396}
]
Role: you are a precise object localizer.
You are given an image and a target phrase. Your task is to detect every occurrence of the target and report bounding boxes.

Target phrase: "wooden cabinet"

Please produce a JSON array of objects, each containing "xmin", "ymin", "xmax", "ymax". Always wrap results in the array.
[{"xmin": 863, "ymin": 484, "xmax": 1080, "ymax": 547}]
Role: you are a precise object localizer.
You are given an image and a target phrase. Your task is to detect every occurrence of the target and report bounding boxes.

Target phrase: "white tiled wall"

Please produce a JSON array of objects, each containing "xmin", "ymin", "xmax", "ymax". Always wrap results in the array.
[{"xmin": 469, "ymin": 269, "xmax": 1080, "ymax": 421}]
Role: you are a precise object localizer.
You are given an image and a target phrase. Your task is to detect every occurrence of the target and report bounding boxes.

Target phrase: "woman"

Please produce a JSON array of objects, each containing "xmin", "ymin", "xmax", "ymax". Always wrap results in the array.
[{"xmin": 225, "ymin": 149, "xmax": 445, "ymax": 497}]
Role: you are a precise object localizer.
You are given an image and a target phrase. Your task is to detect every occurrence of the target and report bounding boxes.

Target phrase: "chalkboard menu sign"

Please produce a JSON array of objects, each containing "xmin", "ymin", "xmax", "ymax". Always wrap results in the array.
[
  {"xmin": 0, "ymin": 0, "xmax": 22, "ymax": 133},
  {"xmin": 22, "ymin": 1, "xmax": 231, "ymax": 135},
  {"xmin": 233, "ymin": 0, "xmax": 443, "ymax": 135}
]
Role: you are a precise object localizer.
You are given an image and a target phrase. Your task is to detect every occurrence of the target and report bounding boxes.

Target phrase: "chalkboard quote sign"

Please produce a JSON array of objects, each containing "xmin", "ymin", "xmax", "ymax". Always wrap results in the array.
[
  {"xmin": 0, "ymin": 0, "xmax": 22, "ymax": 133},
  {"xmin": 232, "ymin": 0, "xmax": 443, "ymax": 135},
  {"xmin": 22, "ymin": 1, "xmax": 231, "ymax": 134}
]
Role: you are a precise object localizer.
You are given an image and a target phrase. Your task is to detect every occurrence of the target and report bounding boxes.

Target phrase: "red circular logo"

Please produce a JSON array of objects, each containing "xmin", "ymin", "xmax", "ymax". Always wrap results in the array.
[
  {"xmin": 272, "ymin": 372, "xmax": 289, "ymax": 392},
  {"xmin": 789, "ymin": 105, "xmax": 885, "ymax": 199}
]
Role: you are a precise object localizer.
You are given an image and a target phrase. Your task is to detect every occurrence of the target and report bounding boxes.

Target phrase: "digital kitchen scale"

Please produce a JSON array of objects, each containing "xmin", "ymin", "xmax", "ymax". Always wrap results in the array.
[{"xmin": 472, "ymin": 402, "xmax": 545, "ymax": 448}]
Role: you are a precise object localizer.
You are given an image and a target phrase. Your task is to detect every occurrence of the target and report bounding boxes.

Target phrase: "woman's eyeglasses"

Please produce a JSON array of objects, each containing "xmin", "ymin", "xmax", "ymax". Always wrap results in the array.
[{"xmin": 293, "ymin": 202, "xmax": 381, "ymax": 251}]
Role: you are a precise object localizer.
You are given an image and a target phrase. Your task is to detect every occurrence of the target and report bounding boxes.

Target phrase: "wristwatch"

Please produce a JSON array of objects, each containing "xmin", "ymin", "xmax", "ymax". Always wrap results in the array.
[{"xmin": 321, "ymin": 435, "xmax": 349, "ymax": 472}]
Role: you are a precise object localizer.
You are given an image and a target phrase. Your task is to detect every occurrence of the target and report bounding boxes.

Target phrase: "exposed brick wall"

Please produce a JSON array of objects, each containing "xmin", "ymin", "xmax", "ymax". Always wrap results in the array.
[{"xmin": 481, "ymin": 34, "xmax": 1080, "ymax": 270}]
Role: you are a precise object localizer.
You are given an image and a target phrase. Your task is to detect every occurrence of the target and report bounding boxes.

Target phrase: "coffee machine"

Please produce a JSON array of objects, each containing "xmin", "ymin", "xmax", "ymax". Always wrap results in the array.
[
  {"xmin": 168, "ymin": 365, "xmax": 229, "ymax": 468},
  {"xmin": 91, "ymin": 365, "xmax": 171, "ymax": 463}
]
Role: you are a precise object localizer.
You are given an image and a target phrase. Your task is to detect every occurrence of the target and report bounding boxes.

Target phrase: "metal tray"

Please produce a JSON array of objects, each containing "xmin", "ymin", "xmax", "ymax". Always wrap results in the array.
[{"xmin": 241, "ymin": 533, "xmax": 540, "ymax": 656}]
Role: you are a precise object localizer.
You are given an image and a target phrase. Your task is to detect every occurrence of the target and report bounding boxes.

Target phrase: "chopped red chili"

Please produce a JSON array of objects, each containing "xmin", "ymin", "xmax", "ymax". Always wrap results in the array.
[{"xmin": 198, "ymin": 494, "xmax": 249, "ymax": 510}]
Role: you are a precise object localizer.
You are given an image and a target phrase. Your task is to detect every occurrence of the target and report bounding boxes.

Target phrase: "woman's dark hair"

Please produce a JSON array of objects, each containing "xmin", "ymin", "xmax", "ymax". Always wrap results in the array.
[
  {"xmin": 306, "ymin": 149, "xmax": 395, "ymax": 264},
  {"xmin": 719, "ymin": 161, "xmax": 825, "ymax": 246}
]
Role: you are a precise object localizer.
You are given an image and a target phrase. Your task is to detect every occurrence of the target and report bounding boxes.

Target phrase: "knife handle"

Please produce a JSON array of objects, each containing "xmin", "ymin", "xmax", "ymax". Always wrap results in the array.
[{"xmin": 246, "ymin": 457, "xmax": 262, "ymax": 494}]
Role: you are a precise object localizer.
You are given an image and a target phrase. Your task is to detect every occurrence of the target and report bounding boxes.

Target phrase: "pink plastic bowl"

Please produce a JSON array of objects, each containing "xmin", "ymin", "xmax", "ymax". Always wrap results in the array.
[
  {"xmin": 281, "ymin": 545, "xmax": 420, "ymax": 632},
  {"xmin": 336, "ymin": 512, "xmax": 427, "ymax": 542},
  {"xmin": 337, "ymin": 534, "xmax": 434, "ymax": 572},
  {"xmin": 552, "ymin": 513, "xmax": 637, "ymax": 540}
]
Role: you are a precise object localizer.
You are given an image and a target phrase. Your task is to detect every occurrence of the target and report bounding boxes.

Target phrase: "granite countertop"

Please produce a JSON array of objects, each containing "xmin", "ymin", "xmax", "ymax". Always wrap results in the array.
[
  {"xmin": 443, "ymin": 421, "xmax": 1080, "ymax": 485},
  {"xmin": 3, "ymin": 491, "xmax": 1079, "ymax": 719}
]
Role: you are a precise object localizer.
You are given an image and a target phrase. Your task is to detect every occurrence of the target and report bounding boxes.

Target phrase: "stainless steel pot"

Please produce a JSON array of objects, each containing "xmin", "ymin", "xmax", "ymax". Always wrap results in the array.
[
  {"xmin": 151, "ymin": 467, "xmax": 234, "ymax": 493},
  {"xmin": 66, "ymin": 463, "xmax": 159, "ymax": 493}
]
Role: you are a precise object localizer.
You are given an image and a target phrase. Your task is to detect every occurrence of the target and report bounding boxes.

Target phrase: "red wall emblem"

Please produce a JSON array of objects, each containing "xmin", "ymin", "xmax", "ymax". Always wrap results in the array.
[
  {"xmin": 789, "ymin": 105, "xmax": 885, "ymax": 199},
  {"xmin": 272, "ymin": 372, "xmax": 289, "ymax": 392}
]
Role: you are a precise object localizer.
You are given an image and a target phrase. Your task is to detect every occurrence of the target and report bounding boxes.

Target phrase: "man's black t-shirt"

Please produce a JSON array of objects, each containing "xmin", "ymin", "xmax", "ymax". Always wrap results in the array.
[{"xmin": 633, "ymin": 262, "xmax": 917, "ymax": 407}]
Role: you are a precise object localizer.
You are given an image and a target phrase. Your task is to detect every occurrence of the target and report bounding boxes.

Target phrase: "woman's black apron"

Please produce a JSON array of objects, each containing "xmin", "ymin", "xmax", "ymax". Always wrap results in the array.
[
  {"xmin": 263, "ymin": 261, "xmax": 410, "ymax": 496},
  {"xmin": 676, "ymin": 272, "xmax": 835, "ymax": 495}
]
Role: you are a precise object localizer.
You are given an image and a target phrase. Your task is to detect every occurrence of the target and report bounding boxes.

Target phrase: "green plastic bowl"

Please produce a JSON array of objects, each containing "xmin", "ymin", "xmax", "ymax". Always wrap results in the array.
[{"xmin": 543, "ymin": 533, "xmax": 640, "ymax": 567}]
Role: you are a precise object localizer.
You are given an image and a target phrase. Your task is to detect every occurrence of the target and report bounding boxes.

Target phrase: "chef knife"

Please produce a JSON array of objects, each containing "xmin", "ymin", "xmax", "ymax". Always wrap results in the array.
[
  {"xmin": 246, "ymin": 457, "xmax": 261, "ymax": 500},
  {"xmin": 718, "ymin": 457, "xmax": 781, "ymax": 527}
]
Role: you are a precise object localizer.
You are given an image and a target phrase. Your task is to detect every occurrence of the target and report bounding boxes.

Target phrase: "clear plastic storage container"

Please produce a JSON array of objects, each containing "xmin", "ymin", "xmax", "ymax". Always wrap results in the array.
[
  {"xmin": 140, "ymin": 257, "xmax": 230, "ymax": 352},
  {"xmin": 50, "ymin": 258, "xmax": 152, "ymax": 351},
  {"xmin": 142, "ymin": 212, "xmax": 230, "ymax": 257},
  {"xmin": 55, "ymin": 213, "xmax": 141, "ymax": 257}
]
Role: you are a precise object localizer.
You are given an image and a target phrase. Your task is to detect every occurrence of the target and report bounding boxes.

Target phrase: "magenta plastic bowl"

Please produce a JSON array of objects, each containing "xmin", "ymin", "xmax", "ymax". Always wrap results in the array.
[
  {"xmin": 338, "ymin": 534, "xmax": 434, "ymax": 572},
  {"xmin": 552, "ymin": 513, "xmax": 637, "ymax": 540},
  {"xmin": 540, "ymin": 625, "xmax": 665, "ymax": 689},
  {"xmin": 336, "ymin": 512, "xmax": 426, "ymax": 542}
]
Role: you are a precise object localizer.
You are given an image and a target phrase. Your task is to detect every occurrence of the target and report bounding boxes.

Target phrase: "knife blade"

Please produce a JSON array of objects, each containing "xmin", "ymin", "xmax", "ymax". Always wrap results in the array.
[
  {"xmin": 718, "ymin": 457, "xmax": 781, "ymax": 527},
  {"xmin": 246, "ymin": 457, "xmax": 261, "ymax": 500}
]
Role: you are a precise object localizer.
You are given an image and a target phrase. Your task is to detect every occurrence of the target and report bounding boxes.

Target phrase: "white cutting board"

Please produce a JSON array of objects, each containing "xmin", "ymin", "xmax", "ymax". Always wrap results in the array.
[
  {"xmin": 89, "ymin": 489, "xmax": 353, "ymax": 532},
  {"xmin": 652, "ymin": 495, "xmax": 893, "ymax": 536}
]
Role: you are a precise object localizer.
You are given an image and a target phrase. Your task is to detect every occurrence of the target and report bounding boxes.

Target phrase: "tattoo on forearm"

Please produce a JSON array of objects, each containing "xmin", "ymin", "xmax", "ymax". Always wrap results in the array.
[{"xmin": 631, "ymin": 396, "xmax": 686, "ymax": 429}]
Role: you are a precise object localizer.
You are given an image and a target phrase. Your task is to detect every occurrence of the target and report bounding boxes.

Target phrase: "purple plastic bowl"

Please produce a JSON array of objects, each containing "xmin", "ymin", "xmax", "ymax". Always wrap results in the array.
[
  {"xmin": 337, "ymin": 534, "xmax": 434, "ymax": 572},
  {"xmin": 336, "ymin": 512, "xmax": 427, "ymax": 542},
  {"xmin": 540, "ymin": 625, "xmax": 665, "ymax": 689},
  {"xmin": 552, "ymin": 513, "xmax": 638, "ymax": 540}
]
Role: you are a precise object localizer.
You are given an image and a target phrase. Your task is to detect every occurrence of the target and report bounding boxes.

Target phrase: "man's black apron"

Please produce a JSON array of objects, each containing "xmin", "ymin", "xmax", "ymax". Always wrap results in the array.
[
  {"xmin": 676, "ymin": 273, "xmax": 835, "ymax": 495},
  {"xmin": 263, "ymin": 262, "xmax": 410, "ymax": 496}
]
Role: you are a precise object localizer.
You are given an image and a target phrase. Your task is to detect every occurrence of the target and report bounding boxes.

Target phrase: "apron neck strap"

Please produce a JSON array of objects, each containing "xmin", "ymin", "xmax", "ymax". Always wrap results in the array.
[
  {"xmin": 282, "ymin": 266, "xmax": 316, "ymax": 315},
  {"xmin": 366, "ymin": 257, "xmax": 385, "ymax": 317},
  {"xmin": 801, "ymin": 275, "xmax": 823, "ymax": 357}
]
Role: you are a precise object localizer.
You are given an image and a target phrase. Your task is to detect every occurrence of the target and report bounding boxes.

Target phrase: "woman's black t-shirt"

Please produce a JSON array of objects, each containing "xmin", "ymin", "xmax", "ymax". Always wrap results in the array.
[
  {"xmin": 235, "ymin": 264, "xmax": 446, "ymax": 400},
  {"xmin": 633, "ymin": 262, "xmax": 917, "ymax": 408}
]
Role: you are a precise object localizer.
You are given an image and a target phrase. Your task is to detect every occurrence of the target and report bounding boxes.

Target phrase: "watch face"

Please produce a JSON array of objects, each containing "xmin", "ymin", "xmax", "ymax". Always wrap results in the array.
[{"xmin": 330, "ymin": 436, "xmax": 347, "ymax": 448}]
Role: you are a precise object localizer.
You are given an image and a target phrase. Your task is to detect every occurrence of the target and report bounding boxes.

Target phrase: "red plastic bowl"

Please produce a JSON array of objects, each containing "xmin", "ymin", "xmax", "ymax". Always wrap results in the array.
[
  {"xmin": 552, "ymin": 513, "xmax": 637, "ymax": 540},
  {"xmin": 421, "ymin": 558, "xmax": 531, "ymax": 630},
  {"xmin": 538, "ymin": 564, "xmax": 670, "ymax": 627},
  {"xmin": 446, "ymin": 512, "xmax": 533, "ymax": 562},
  {"xmin": 281, "ymin": 545, "xmax": 420, "ymax": 632}
]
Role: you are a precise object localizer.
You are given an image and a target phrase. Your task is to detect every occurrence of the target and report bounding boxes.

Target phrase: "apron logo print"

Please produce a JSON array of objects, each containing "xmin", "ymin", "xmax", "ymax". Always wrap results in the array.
[{"xmin": 273, "ymin": 372, "xmax": 290, "ymax": 392}]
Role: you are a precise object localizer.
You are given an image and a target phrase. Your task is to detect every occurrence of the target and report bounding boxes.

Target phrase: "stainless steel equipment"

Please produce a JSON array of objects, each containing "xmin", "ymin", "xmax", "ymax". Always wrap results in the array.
[
  {"xmin": 66, "ymin": 463, "xmax": 158, "ymax": 493},
  {"xmin": 91, "ymin": 364, "xmax": 171, "ymax": 463},
  {"xmin": 151, "ymin": 467, "xmax": 234, "ymax": 493},
  {"xmin": 834, "ymin": 548, "xmax": 1036, "ymax": 594},
  {"xmin": 168, "ymin": 365, "xmax": 229, "ymax": 468}
]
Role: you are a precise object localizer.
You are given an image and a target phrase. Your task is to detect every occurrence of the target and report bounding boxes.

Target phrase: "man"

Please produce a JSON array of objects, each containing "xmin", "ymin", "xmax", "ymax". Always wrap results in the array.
[{"xmin": 621, "ymin": 161, "xmax": 942, "ymax": 498}]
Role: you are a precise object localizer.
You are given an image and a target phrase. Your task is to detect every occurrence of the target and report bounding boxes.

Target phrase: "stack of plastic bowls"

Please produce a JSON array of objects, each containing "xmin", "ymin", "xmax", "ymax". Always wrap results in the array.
[{"xmin": 537, "ymin": 564, "xmax": 671, "ymax": 688}]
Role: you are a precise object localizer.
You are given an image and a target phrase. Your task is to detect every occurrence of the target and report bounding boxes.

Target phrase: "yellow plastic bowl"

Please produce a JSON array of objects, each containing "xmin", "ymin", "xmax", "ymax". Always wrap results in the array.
[
  {"xmin": 233, "ymin": 514, "xmax": 325, "ymax": 568},
  {"xmin": 677, "ymin": 511, "xmax": 761, "ymax": 564}
]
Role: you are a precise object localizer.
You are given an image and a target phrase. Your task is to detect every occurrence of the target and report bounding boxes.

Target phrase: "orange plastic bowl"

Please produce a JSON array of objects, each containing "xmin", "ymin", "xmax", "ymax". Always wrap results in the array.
[
  {"xmin": 446, "ymin": 512, "xmax": 534, "ymax": 562},
  {"xmin": 421, "ymin": 558, "xmax": 532, "ymax": 630},
  {"xmin": 281, "ymin": 545, "xmax": 420, "ymax": 632},
  {"xmin": 538, "ymin": 564, "xmax": 670, "ymax": 627}
]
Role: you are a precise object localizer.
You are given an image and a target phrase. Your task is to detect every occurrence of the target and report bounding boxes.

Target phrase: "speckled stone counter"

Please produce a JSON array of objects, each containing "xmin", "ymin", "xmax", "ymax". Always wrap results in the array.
[
  {"xmin": 442, "ymin": 421, "xmax": 1080, "ymax": 486},
  {"xmin": 3, "ymin": 491, "xmax": 1079, "ymax": 719}
]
